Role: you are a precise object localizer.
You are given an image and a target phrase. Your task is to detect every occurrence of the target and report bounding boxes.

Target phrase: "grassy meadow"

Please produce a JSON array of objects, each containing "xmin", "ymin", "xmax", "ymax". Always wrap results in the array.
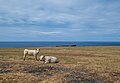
[{"xmin": 0, "ymin": 46, "xmax": 120, "ymax": 83}]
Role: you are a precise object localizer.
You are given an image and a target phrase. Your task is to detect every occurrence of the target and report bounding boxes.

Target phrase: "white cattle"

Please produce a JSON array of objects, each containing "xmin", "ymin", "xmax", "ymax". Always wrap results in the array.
[
  {"xmin": 23, "ymin": 48, "xmax": 40, "ymax": 61},
  {"xmin": 40, "ymin": 55, "xmax": 58, "ymax": 63}
]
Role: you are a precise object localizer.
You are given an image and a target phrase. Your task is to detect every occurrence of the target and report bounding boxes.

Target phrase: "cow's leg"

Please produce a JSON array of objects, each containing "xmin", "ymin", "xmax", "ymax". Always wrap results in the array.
[
  {"xmin": 23, "ymin": 54, "xmax": 26, "ymax": 61},
  {"xmin": 23, "ymin": 53, "xmax": 27, "ymax": 61},
  {"xmin": 34, "ymin": 54, "xmax": 38, "ymax": 61}
]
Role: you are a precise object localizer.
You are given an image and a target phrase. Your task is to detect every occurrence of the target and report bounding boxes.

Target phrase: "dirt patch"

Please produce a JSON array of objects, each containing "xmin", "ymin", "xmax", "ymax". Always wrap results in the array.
[
  {"xmin": 0, "ymin": 69, "xmax": 12, "ymax": 74},
  {"xmin": 67, "ymin": 79, "xmax": 100, "ymax": 83},
  {"xmin": 71, "ymin": 71, "xmax": 88, "ymax": 76},
  {"xmin": 23, "ymin": 65, "xmax": 102, "ymax": 82},
  {"xmin": 63, "ymin": 66, "xmax": 102, "ymax": 83},
  {"xmin": 112, "ymin": 72, "xmax": 120, "ymax": 77},
  {"xmin": 64, "ymin": 72, "xmax": 101, "ymax": 83},
  {"xmin": 0, "ymin": 63, "xmax": 14, "ymax": 74},
  {"xmin": 23, "ymin": 65, "xmax": 71, "ymax": 76},
  {"xmin": 0, "ymin": 63, "xmax": 13, "ymax": 68}
]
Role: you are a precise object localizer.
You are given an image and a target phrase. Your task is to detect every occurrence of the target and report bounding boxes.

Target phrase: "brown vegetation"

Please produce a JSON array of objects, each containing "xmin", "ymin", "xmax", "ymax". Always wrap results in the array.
[{"xmin": 0, "ymin": 46, "xmax": 120, "ymax": 83}]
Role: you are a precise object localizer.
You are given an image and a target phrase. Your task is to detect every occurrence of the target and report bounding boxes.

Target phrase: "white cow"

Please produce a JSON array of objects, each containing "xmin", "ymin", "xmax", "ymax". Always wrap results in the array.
[
  {"xmin": 39, "ymin": 55, "xmax": 58, "ymax": 63},
  {"xmin": 23, "ymin": 48, "xmax": 40, "ymax": 61}
]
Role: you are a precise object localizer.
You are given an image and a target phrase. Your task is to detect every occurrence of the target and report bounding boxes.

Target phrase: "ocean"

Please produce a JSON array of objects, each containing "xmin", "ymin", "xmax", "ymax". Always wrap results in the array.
[{"xmin": 0, "ymin": 41, "xmax": 120, "ymax": 48}]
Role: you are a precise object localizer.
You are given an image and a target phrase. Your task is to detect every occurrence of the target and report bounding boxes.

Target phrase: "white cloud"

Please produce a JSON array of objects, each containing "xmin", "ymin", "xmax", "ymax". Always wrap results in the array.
[
  {"xmin": 30, "ymin": 31, "xmax": 62, "ymax": 35},
  {"xmin": 71, "ymin": 28, "xmax": 82, "ymax": 31},
  {"xmin": 0, "ymin": 0, "xmax": 119, "ymax": 27},
  {"xmin": 0, "ymin": 0, "xmax": 120, "ymax": 41}
]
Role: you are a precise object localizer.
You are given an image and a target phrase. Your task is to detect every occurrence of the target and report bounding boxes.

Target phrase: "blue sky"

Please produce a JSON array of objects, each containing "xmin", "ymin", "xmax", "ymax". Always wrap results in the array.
[{"xmin": 0, "ymin": 0, "xmax": 120, "ymax": 41}]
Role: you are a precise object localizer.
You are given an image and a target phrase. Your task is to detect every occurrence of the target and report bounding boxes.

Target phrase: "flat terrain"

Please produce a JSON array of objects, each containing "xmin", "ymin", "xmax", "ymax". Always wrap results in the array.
[{"xmin": 0, "ymin": 46, "xmax": 120, "ymax": 83}]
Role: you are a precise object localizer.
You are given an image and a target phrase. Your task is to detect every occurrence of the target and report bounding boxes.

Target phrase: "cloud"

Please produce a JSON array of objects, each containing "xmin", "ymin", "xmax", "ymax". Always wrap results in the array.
[
  {"xmin": 0, "ymin": 0, "xmax": 119, "ymax": 26},
  {"xmin": 0, "ymin": 27, "xmax": 62, "ymax": 37},
  {"xmin": 30, "ymin": 31, "xmax": 62, "ymax": 35},
  {"xmin": 0, "ymin": 0, "xmax": 120, "ymax": 41}
]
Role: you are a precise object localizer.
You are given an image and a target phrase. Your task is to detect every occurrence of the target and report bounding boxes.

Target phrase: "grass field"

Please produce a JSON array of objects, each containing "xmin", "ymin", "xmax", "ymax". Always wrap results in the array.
[{"xmin": 0, "ymin": 46, "xmax": 120, "ymax": 83}]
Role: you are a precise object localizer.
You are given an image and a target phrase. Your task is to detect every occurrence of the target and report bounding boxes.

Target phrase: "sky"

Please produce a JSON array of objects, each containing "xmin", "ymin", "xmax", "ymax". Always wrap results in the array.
[{"xmin": 0, "ymin": 0, "xmax": 120, "ymax": 41}]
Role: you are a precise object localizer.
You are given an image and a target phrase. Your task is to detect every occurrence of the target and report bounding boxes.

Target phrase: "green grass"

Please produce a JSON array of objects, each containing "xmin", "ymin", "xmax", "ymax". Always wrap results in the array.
[{"xmin": 0, "ymin": 46, "xmax": 120, "ymax": 83}]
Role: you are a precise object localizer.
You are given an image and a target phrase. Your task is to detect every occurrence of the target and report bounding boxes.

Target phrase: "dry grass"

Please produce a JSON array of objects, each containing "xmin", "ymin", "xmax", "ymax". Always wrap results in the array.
[{"xmin": 0, "ymin": 46, "xmax": 120, "ymax": 83}]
